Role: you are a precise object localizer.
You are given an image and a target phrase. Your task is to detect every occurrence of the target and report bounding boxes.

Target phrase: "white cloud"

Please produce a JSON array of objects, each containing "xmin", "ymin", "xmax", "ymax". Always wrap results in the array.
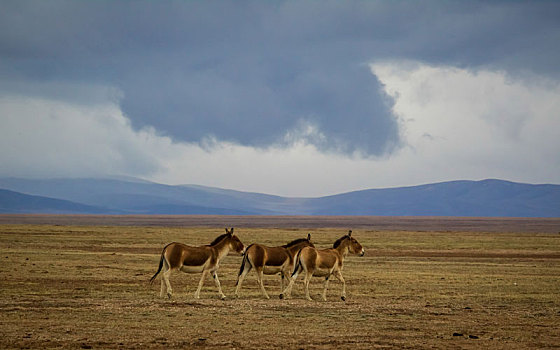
[
  {"xmin": 0, "ymin": 95, "xmax": 165, "ymax": 178},
  {"xmin": 1, "ymin": 63, "xmax": 559, "ymax": 197},
  {"xmin": 370, "ymin": 61, "xmax": 560, "ymax": 184}
]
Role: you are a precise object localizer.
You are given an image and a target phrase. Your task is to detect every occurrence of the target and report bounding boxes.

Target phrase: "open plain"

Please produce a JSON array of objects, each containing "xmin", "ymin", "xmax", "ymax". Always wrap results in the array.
[{"xmin": 1, "ymin": 215, "xmax": 559, "ymax": 349}]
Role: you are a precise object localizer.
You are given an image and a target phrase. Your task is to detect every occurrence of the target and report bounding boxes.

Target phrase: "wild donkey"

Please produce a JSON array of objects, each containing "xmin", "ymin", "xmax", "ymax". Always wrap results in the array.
[
  {"xmin": 150, "ymin": 228, "xmax": 245, "ymax": 299},
  {"xmin": 235, "ymin": 234, "xmax": 314, "ymax": 299},
  {"xmin": 280, "ymin": 230, "xmax": 364, "ymax": 301}
]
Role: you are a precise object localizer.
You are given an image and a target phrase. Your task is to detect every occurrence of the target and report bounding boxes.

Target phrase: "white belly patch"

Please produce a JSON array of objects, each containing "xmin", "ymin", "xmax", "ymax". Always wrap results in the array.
[
  {"xmin": 312, "ymin": 267, "xmax": 332, "ymax": 277},
  {"xmin": 180, "ymin": 265, "xmax": 206, "ymax": 273},
  {"xmin": 263, "ymin": 266, "xmax": 283, "ymax": 274}
]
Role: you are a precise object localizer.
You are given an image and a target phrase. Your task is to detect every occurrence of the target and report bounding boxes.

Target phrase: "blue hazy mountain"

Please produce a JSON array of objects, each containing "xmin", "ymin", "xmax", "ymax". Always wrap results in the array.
[
  {"xmin": 302, "ymin": 179, "xmax": 560, "ymax": 217},
  {"xmin": 0, "ymin": 189, "xmax": 113, "ymax": 214},
  {"xmin": 0, "ymin": 178, "xmax": 276, "ymax": 215},
  {"xmin": 0, "ymin": 177, "xmax": 558, "ymax": 217}
]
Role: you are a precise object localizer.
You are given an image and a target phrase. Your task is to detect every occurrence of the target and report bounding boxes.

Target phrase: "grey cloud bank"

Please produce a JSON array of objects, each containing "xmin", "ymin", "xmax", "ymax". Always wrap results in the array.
[{"xmin": 2, "ymin": 1, "xmax": 559, "ymax": 154}]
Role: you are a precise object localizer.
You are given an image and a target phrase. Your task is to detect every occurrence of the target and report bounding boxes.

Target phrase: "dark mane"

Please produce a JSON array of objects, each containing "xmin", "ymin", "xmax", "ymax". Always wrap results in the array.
[
  {"xmin": 333, "ymin": 235, "xmax": 349, "ymax": 248},
  {"xmin": 208, "ymin": 233, "xmax": 229, "ymax": 246},
  {"xmin": 282, "ymin": 238, "xmax": 310, "ymax": 248}
]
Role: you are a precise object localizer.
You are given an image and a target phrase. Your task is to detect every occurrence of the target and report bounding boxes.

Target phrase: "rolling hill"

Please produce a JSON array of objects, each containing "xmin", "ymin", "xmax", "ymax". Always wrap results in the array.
[
  {"xmin": 0, "ymin": 177, "xmax": 558, "ymax": 217},
  {"xmin": 0, "ymin": 189, "xmax": 111, "ymax": 214}
]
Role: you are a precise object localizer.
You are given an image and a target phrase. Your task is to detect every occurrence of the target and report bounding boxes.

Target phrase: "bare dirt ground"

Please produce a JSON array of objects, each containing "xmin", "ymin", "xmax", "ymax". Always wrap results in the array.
[
  {"xmin": 1, "ymin": 216, "xmax": 559, "ymax": 349},
  {"xmin": 1, "ymin": 214, "xmax": 560, "ymax": 232}
]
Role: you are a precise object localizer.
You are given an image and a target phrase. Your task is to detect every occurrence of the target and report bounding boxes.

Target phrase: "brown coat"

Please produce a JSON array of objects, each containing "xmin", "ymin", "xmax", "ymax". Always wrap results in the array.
[
  {"xmin": 150, "ymin": 228, "xmax": 245, "ymax": 299},
  {"xmin": 280, "ymin": 230, "xmax": 364, "ymax": 301},
  {"xmin": 235, "ymin": 234, "xmax": 314, "ymax": 299}
]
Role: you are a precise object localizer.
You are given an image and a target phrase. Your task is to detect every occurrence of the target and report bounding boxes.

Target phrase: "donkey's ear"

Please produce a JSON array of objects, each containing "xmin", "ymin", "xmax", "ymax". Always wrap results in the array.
[
  {"xmin": 225, "ymin": 228, "xmax": 230, "ymax": 234},
  {"xmin": 230, "ymin": 227, "xmax": 234, "ymax": 234},
  {"xmin": 307, "ymin": 233, "xmax": 311, "ymax": 241},
  {"xmin": 348, "ymin": 230, "xmax": 352, "ymax": 237}
]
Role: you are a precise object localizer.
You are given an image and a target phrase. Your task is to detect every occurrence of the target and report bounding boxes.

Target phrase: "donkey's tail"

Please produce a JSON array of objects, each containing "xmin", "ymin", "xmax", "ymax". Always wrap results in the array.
[
  {"xmin": 291, "ymin": 248, "xmax": 304, "ymax": 278},
  {"xmin": 150, "ymin": 244, "xmax": 170, "ymax": 284},
  {"xmin": 236, "ymin": 244, "xmax": 254, "ymax": 285}
]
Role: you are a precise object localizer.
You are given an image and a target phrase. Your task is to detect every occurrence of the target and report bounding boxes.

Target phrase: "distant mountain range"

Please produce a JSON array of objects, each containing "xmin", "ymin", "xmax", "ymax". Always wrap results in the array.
[{"xmin": 0, "ymin": 177, "xmax": 558, "ymax": 217}]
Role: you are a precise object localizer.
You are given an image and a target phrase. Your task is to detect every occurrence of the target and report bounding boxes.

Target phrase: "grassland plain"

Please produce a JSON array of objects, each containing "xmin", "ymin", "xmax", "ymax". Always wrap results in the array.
[{"xmin": 1, "ymin": 219, "xmax": 559, "ymax": 349}]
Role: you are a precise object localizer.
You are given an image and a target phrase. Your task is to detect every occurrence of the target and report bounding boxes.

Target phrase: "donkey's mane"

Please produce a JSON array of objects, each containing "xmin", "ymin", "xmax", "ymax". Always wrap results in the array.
[
  {"xmin": 333, "ymin": 235, "xmax": 349, "ymax": 248},
  {"xmin": 208, "ymin": 233, "xmax": 230, "ymax": 246},
  {"xmin": 282, "ymin": 238, "xmax": 310, "ymax": 248}
]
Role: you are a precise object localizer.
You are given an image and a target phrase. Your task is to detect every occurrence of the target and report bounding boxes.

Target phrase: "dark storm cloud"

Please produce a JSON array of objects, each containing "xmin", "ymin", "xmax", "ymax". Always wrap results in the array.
[{"xmin": 1, "ymin": 0, "xmax": 559, "ymax": 155}]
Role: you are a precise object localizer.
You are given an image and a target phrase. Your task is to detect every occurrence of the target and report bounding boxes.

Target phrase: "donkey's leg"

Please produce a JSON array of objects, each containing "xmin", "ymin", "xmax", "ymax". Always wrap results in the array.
[
  {"xmin": 279, "ymin": 278, "xmax": 294, "ymax": 299},
  {"xmin": 303, "ymin": 270, "xmax": 314, "ymax": 301},
  {"xmin": 280, "ymin": 264, "xmax": 293, "ymax": 293},
  {"xmin": 194, "ymin": 270, "xmax": 209, "ymax": 299},
  {"xmin": 160, "ymin": 277, "xmax": 166, "ymax": 298},
  {"xmin": 322, "ymin": 275, "xmax": 331, "ymax": 301},
  {"xmin": 256, "ymin": 268, "xmax": 270, "ymax": 299},
  {"xmin": 333, "ymin": 270, "xmax": 346, "ymax": 301},
  {"xmin": 212, "ymin": 271, "xmax": 227, "ymax": 300},
  {"xmin": 162, "ymin": 269, "xmax": 173, "ymax": 299},
  {"xmin": 280, "ymin": 272, "xmax": 286, "ymax": 293},
  {"xmin": 159, "ymin": 259, "xmax": 171, "ymax": 298},
  {"xmin": 234, "ymin": 263, "xmax": 252, "ymax": 298},
  {"xmin": 279, "ymin": 267, "xmax": 300, "ymax": 299}
]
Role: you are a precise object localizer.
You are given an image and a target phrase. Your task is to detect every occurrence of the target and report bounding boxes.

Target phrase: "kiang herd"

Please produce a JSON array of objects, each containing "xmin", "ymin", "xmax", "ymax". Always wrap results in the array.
[{"xmin": 150, "ymin": 228, "xmax": 365, "ymax": 301}]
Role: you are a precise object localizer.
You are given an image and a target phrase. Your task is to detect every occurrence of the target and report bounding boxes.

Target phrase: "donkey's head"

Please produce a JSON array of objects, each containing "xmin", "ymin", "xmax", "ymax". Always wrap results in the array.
[
  {"xmin": 346, "ymin": 230, "xmax": 364, "ymax": 256},
  {"xmin": 225, "ymin": 227, "xmax": 245, "ymax": 255},
  {"xmin": 334, "ymin": 230, "xmax": 364, "ymax": 256}
]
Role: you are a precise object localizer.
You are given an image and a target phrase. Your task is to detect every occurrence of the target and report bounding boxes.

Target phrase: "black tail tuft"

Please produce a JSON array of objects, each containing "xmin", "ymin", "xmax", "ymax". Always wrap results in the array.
[
  {"xmin": 291, "ymin": 249, "xmax": 303, "ymax": 278},
  {"xmin": 150, "ymin": 244, "xmax": 170, "ymax": 284},
  {"xmin": 236, "ymin": 244, "xmax": 256, "ymax": 286},
  {"xmin": 150, "ymin": 254, "xmax": 163, "ymax": 284}
]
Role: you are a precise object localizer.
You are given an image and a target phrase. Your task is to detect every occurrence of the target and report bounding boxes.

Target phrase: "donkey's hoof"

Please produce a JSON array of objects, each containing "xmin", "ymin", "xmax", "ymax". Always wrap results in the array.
[
  {"xmin": 279, "ymin": 294, "xmax": 284, "ymax": 300},
  {"xmin": 220, "ymin": 295, "xmax": 227, "ymax": 300},
  {"xmin": 167, "ymin": 293, "xmax": 172, "ymax": 300},
  {"xmin": 341, "ymin": 296, "xmax": 346, "ymax": 302}
]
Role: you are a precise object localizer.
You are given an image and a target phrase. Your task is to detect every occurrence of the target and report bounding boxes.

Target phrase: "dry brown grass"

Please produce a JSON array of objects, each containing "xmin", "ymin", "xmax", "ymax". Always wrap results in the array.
[{"xmin": 1, "ymin": 221, "xmax": 559, "ymax": 349}]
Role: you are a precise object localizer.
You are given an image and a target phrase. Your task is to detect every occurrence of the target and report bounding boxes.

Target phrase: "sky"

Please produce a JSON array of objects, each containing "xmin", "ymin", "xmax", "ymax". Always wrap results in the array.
[{"xmin": 1, "ymin": 1, "xmax": 559, "ymax": 197}]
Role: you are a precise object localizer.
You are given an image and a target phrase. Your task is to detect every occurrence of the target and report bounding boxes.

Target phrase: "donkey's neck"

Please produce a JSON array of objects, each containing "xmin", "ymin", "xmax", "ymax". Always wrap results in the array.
[
  {"xmin": 334, "ymin": 243, "xmax": 350, "ymax": 259},
  {"xmin": 213, "ymin": 238, "xmax": 231, "ymax": 261}
]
